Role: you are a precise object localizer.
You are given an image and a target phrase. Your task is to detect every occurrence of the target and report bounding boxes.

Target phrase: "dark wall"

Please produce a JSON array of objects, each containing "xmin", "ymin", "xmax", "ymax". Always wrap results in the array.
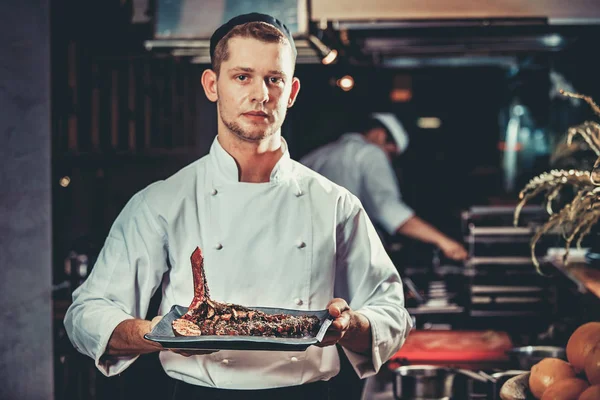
[
  {"xmin": 0, "ymin": 1, "xmax": 54, "ymax": 399},
  {"xmin": 287, "ymin": 64, "xmax": 508, "ymax": 247}
]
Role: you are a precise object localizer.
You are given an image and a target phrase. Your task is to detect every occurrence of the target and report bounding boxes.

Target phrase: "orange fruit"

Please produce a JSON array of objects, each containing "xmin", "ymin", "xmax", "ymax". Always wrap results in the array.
[{"xmin": 529, "ymin": 358, "xmax": 577, "ymax": 399}]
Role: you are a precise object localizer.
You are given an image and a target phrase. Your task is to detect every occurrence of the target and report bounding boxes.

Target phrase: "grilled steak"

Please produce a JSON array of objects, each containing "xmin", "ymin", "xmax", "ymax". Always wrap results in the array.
[{"xmin": 172, "ymin": 247, "xmax": 320, "ymax": 338}]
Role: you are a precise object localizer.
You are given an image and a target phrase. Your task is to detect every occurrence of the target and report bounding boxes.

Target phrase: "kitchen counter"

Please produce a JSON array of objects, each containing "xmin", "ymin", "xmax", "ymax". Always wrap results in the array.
[{"xmin": 549, "ymin": 258, "xmax": 600, "ymax": 300}]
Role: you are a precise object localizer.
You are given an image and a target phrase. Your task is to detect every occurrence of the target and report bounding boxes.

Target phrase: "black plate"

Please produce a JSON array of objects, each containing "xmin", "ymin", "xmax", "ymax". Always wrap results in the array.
[{"xmin": 144, "ymin": 305, "xmax": 333, "ymax": 351}]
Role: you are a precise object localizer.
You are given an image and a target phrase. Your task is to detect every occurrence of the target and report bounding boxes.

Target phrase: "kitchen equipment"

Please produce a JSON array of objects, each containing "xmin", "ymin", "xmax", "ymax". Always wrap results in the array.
[
  {"xmin": 461, "ymin": 206, "xmax": 556, "ymax": 322},
  {"xmin": 405, "ymin": 278, "xmax": 465, "ymax": 318},
  {"xmin": 585, "ymin": 249, "xmax": 600, "ymax": 268},
  {"xmin": 404, "ymin": 276, "xmax": 426, "ymax": 305},
  {"xmin": 505, "ymin": 346, "xmax": 566, "ymax": 370},
  {"xmin": 392, "ymin": 365, "xmax": 455, "ymax": 400},
  {"xmin": 390, "ymin": 330, "xmax": 512, "ymax": 365},
  {"xmin": 392, "ymin": 365, "xmax": 495, "ymax": 400}
]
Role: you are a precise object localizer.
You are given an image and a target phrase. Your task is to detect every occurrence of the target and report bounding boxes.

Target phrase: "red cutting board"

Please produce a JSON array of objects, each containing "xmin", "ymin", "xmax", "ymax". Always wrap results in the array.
[{"xmin": 390, "ymin": 330, "xmax": 513, "ymax": 363}]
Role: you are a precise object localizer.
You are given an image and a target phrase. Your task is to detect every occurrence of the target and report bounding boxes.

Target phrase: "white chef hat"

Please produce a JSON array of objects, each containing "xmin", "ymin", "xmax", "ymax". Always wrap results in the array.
[{"xmin": 370, "ymin": 112, "xmax": 409, "ymax": 154}]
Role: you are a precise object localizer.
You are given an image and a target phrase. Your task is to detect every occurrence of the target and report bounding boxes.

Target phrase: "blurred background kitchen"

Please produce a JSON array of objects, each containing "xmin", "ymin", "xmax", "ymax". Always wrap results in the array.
[{"xmin": 3, "ymin": 1, "xmax": 600, "ymax": 399}]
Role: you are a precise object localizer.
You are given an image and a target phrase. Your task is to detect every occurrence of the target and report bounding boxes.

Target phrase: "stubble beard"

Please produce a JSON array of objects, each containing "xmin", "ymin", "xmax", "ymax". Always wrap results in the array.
[
  {"xmin": 219, "ymin": 101, "xmax": 286, "ymax": 143},
  {"xmin": 223, "ymin": 118, "xmax": 271, "ymax": 142}
]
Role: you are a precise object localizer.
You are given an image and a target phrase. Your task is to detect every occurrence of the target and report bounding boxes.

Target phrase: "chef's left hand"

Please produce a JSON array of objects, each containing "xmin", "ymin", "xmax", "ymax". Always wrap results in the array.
[{"xmin": 317, "ymin": 298, "xmax": 370, "ymax": 349}]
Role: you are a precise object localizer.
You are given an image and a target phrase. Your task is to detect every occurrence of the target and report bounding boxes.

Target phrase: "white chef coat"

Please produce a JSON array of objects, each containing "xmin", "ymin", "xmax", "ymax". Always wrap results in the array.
[
  {"xmin": 301, "ymin": 133, "xmax": 414, "ymax": 235},
  {"xmin": 64, "ymin": 136, "xmax": 411, "ymax": 390}
]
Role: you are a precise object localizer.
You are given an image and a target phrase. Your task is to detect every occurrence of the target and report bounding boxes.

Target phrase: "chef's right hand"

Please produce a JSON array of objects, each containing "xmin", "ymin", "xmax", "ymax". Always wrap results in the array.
[
  {"xmin": 438, "ymin": 238, "xmax": 468, "ymax": 261},
  {"xmin": 150, "ymin": 316, "xmax": 218, "ymax": 357}
]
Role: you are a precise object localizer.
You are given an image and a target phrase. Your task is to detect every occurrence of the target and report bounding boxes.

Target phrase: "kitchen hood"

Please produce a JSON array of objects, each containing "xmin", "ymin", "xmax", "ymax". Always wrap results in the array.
[
  {"xmin": 311, "ymin": 0, "xmax": 600, "ymax": 26},
  {"xmin": 145, "ymin": 37, "xmax": 323, "ymax": 65},
  {"xmin": 326, "ymin": 19, "xmax": 599, "ymax": 67},
  {"xmin": 311, "ymin": 0, "xmax": 600, "ymax": 67},
  {"xmin": 144, "ymin": 0, "xmax": 600, "ymax": 67},
  {"xmin": 144, "ymin": 0, "xmax": 326, "ymax": 64}
]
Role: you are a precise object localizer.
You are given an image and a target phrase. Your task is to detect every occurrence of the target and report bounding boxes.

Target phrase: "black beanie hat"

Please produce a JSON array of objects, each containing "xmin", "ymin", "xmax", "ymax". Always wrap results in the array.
[{"xmin": 209, "ymin": 12, "xmax": 297, "ymax": 62}]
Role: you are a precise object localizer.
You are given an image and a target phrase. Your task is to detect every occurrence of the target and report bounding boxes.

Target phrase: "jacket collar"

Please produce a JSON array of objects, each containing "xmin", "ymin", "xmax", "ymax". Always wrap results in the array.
[{"xmin": 209, "ymin": 136, "xmax": 294, "ymax": 184}]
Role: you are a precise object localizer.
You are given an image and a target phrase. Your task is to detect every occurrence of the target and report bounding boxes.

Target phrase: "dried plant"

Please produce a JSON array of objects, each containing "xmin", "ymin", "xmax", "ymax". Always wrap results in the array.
[
  {"xmin": 514, "ymin": 169, "xmax": 594, "ymax": 226},
  {"xmin": 514, "ymin": 90, "xmax": 600, "ymax": 274}
]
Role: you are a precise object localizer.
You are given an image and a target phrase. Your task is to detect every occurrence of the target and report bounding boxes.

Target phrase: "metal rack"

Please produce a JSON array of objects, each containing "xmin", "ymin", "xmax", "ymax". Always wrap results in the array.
[{"xmin": 461, "ymin": 205, "xmax": 556, "ymax": 321}]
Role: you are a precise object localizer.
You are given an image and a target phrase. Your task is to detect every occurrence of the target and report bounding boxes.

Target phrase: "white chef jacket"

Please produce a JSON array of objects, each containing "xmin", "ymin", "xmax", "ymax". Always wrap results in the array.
[
  {"xmin": 64, "ymin": 136, "xmax": 411, "ymax": 390},
  {"xmin": 301, "ymin": 133, "xmax": 414, "ymax": 235}
]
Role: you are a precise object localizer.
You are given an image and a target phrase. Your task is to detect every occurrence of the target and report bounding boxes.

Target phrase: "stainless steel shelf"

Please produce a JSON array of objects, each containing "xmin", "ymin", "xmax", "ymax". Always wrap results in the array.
[
  {"xmin": 466, "ymin": 257, "xmax": 534, "ymax": 266},
  {"xmin": 471, "ymin": 285, "xmax": 544, "ymax": 294}
]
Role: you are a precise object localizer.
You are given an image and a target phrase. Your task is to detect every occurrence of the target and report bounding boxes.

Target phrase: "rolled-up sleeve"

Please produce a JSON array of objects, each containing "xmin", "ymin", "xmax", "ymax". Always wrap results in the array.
[
  {"xmin": 359, "ymin": 147, "xmax": 414, "ymax": 235},
  {"xmin": 64, "ymin": 191, "xmax": 168, "ymax": 376},
  {"xmin": 334, "ymin": 193, "xmax": 412, "ymax": 378}
]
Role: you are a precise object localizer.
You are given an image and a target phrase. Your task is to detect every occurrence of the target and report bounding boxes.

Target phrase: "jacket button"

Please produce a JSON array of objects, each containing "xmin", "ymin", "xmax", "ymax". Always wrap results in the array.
[
  {"xmin": 297, "ymin": 241, "xmax": 306, "ymax": 249},
  {"xmin": 215, "ymin": 243, "xmax": 223, "ymax": 250},
  {"xmin": 295, "ymin": 298, "xmax": 303, "ymax": 306},
  {"xmin": 211, "ymin": 188, "xmax": 218, "ymax": 196},
  {"xmin": 221, "ymin": 359, "xmax": 229, "ymax": 365},
  {"xmin": 290, "ymin": 357, "xmax": 298, "ymax": 362}
]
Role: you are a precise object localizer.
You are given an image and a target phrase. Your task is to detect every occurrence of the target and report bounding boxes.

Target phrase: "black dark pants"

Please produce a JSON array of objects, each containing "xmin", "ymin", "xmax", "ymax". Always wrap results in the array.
[{"xmin": 171, "ymin": 379, "xmax": 331, "ymax": 400}]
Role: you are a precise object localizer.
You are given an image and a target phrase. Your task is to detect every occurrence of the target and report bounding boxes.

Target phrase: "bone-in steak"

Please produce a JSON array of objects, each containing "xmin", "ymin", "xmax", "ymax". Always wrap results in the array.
[{"xmin": 172, "ymin": 247, "xmax": 321, "ymax": 338}]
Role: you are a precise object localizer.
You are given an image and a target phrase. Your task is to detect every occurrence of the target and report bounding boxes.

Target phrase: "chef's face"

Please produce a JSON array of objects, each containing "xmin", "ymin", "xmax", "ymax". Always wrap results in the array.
[
  {"xmin": 366, "ymin": 127, "xmax": 398, "ymax": 159},
  {"xmin": 202, "ymin": 36, "xmax": 300, "ymax": 142}
]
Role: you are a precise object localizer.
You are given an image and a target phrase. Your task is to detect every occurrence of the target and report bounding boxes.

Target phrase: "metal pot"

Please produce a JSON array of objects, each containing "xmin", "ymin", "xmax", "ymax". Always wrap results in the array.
[
  {"xmin": 392, "ymin": 365, "xmax": 455, "ymax": 400},
  {"xmin": 506, "ymin": 346, "xmax": 566, "ymax": 370},
  {"xmin": 392, "ymin": 365, "xmax": 497, "ymax": 400}
]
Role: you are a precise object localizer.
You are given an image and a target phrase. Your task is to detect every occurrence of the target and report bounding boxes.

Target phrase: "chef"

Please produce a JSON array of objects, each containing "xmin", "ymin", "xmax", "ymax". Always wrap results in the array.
[
  {"xmin": 64, "ymin": 12, "xmax": 411, "ymax": 400},
  {"xmin": 301, "ymin": 113, "xmax": 468, "ymax": 261}
]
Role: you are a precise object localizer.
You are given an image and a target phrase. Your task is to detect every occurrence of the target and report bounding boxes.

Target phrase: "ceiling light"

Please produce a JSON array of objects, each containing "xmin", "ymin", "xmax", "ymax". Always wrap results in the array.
[
  {"xmin": 542, "ymin": 34, "xmax": 564, "ymax": 47},
  {"xmin": 321, "ymin": 49, "xmax": 338, "ymax": 65},
  {"xmin": 390, "ymin": 89, "xmax": 412, "ymax": 102},
  {"xmin": 337, "ymin": 75, "xmax": 354, "ymax": 91},
  {"xmin": 59, "ymin": 176, "xmax": 71, "ymax": 187},
  {"xmin": 308, "ymin": 35, "xmax": 338, "ymax": 65},
  {"xmin": 417, "ymin": 117, "xmax": 442, "ymax": 129}
]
